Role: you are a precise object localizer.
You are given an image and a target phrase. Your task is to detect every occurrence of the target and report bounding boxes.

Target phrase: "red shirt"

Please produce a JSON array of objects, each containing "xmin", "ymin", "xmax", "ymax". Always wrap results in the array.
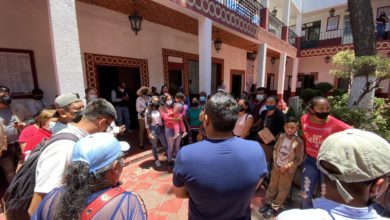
[
  {"xmin": 23, "ymin": 128, "xmax": 52, "ymax": 159},
  {"xmin": 18, "ymin": 125, "xmax": 39, "ymax": 143},
  {"xmin": 301, "ymin": 114, "xmax": 351, "ymax": 158},
  {"xmin": 160, "ymin": 107, "xmax": 181, "ymax": 129}
]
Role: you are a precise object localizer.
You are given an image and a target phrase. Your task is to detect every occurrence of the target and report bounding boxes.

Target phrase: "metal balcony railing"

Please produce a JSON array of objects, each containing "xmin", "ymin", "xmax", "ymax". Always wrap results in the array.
[
  {"xmin": 217, "ymin": 0, "xmax": 264, "ymax": 26},
  {"xmin": 300, "ymin": 29, "xmax": 353, "ymax": 49},
  {"xmin": 288, "ymin": 27, "xmax": 297, "ymax": 46},
  {"xmin": 268, "ymin": 13, "xmax": 284, "ymax": 38}
]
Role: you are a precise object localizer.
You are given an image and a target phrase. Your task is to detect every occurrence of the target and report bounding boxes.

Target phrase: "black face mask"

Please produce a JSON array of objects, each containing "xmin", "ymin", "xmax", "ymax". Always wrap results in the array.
[
  {"xmin": 239, "ymin": 106, "xmax": 245, "ymax": 112},
  {"xmin": 151, "ymin": 101, "xmax": 160, "ymax": 108},
  {"xmin": 73, "ymin": 110, "xmax": 84, "ymax": 123},
  {"xmin": 0, "ymin": 95, "xmax": 12, "ymax": 105},
  {"xmin": 315, "ymin": 111, "xmax": 330, "ymax": 120}
]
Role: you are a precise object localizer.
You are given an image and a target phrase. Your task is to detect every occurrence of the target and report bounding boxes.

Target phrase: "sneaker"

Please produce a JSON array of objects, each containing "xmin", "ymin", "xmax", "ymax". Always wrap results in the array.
[
  {"xmin": 258, "ymin": 203, "xmax": 271, "ymax": 214},
  {"xmin": 181, "ymin": 132, "xmax": 188, "ymax": 138},
  {"xmin": 155, "ymin": 160, "xmax": 162, "ymax": 168}
]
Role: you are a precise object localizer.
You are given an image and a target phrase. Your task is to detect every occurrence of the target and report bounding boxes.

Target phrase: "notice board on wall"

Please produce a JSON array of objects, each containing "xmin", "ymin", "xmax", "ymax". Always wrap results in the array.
[{"xmin": 0, "ymin": 49, "xmax": 38, "ymax": 97}]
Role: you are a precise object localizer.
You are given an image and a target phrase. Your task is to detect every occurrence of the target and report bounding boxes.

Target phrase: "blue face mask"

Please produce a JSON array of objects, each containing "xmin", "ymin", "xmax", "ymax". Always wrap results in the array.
[
  {"xmin": 266, "ymin": 105, "xmax": 276, "ymax": 111},
  {"xmin": 199, "ymin": 96, "xmax": 206, "ymax": 102}
]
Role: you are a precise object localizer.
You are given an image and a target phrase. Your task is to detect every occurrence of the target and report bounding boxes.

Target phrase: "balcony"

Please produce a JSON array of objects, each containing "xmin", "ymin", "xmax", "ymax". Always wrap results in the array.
[
  {"xmin": 217, "ymin": 0, "xmax": 264, "ymax": 26},
  {"xmin": 268, "ymin": 13, "xmax": 284, "ymax": 39},
  {"xmin": 300, "ymin": 29, "xmax": 353, "ymax": 49},
  {"xmin": 288, "ymin": 27, "xmax": 297, "ymax": 46}
]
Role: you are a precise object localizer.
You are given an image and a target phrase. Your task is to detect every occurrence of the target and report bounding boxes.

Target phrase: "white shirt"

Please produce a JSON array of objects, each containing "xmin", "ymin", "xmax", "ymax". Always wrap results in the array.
[
  {"xmin": 136, "ymin": 96, "xmax": 149, "ymax": 119},
  {"xmin": 144, "ymin": 109, "xmax": 163, "ymax": 129},
  {"xmin": 276, "ymin": 137, "xmax": 293, "ymax": 167},
  {"xmin": 277, "ymin": 198, "xmax": 389, "ymax": 220},
  {"xmin": 34, "ymin": 124, "xmax": 89, "ymax": 193},
  {"xmin": 233, "ymin": 113, "xmax": 252, "ymax": 136}
]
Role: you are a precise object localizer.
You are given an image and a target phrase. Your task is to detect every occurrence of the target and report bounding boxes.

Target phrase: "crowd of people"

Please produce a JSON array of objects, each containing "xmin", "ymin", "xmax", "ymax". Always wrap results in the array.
[{"xmin": 0, "ymin": 83, "xmax": 389, "ymax": 220}]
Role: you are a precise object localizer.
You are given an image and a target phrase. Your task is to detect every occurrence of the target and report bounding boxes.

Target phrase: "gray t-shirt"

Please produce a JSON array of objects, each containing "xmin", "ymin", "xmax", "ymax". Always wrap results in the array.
[{"xmin": 0, "ymin": 108, "xmax": 19, "ymax": 143}]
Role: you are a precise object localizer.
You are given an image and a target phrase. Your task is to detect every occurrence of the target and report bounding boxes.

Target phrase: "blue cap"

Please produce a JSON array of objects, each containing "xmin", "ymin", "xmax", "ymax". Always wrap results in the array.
[{"xmin": 72, "ymin": 133, "xmax": 130, "ymax": 174}]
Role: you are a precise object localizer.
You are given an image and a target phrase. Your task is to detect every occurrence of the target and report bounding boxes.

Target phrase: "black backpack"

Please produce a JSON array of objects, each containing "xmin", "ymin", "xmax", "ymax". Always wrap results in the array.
[{"xmin": 2, "ymin": 132, "xmax": 79, "ymax": 220}]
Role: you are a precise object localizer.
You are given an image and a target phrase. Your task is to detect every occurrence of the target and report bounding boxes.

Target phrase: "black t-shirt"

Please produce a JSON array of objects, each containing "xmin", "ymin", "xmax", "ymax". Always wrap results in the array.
[{"xmin": 260, "ymin": 109, "xmax": 285, "ymax": 144}]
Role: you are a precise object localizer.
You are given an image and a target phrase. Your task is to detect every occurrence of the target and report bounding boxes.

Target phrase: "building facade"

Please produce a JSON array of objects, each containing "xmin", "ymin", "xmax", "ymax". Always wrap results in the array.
[{"xmin": 1, "ymin": 0, "xmax": 389, "ymax": 109}]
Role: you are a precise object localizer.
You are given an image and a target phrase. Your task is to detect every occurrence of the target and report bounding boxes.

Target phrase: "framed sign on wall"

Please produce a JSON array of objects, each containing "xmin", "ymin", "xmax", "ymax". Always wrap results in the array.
[
  {"xmin": 326, "ymin": 15, "xmax": 340, "ymax": 31},
  {"xmin": 0, "ymin": 48, "xmax": 38, "ymax": 97}
]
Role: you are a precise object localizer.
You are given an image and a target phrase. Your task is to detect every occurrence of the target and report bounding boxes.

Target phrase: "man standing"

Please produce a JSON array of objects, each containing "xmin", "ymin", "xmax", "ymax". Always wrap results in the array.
[
  {"xmin": 51, "ymin": 93, "xmax": 85, "ymax": 134},
  {"xmin": 173, "ymin": 92, "xmax": 268, "ymax": 220},
  {"xmin": 25, "ymin": 88, "xmax": 48, "ymax": 119},
  {"xmin": 28, "ymin": 99, "xmax": 117, "ymax": 216},
  {"xmin": 111, "ymin": 82, "xmax": 131, "ymax": 132},
  {"xmin": 136, "ymin": 86, "xmax": 151, "ymax": 149},
  {"xmin": 278, "ymin": 129, "xmax": 390, "ymax": 220}
]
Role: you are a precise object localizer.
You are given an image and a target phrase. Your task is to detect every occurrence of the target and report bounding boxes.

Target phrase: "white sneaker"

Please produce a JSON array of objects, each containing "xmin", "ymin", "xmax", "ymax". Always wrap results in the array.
[{"xmin": 155, "ymin": 160, "xmax": 162, "ymax": 168}]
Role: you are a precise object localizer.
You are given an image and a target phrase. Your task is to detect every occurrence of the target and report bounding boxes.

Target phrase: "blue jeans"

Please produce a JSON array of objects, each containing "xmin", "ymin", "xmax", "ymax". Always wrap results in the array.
[
  {"xmin": 150, "ymin": 125, "xmax": 168, "ymax": 161},
  {"xmin": 115, "ymin": 106, "xmax": 130, "ymax": 130},
  {"xmin": 165, "ymin": 127, "xmax": 181, "ymax": 162},
  {"xmin": 300, "ymin": 156, "xmax": 324, "ymax": 209},
  {"xmin": 377, "ymin": 23, "xmax": 386, "ymax": 39}
]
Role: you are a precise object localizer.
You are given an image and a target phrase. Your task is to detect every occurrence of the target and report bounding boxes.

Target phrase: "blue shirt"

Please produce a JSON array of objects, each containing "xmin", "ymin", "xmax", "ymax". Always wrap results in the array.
[
  {"xmin": 32, "ymin": 186, "xmax": 146, "ymax": 220},
  {"xmin": 173, "ymin": 137, "xmax": 267, "ymax": 220},
  {"xmin": 277, "ymin": 198, "xmax": 389, "ymax": 220}
]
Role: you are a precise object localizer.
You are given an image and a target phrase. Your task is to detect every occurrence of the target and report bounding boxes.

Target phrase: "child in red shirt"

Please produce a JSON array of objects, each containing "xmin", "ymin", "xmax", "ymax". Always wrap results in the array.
[{"xmin": 299, "ymin": 97, "xmax": 351, "ymax": 208}]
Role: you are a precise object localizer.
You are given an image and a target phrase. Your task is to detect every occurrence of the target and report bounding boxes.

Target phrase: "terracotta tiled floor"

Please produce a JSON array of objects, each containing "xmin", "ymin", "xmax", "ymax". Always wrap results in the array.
[{"xmin": 119, "ymin": 151, "xmax": 301, "ymax": 220}]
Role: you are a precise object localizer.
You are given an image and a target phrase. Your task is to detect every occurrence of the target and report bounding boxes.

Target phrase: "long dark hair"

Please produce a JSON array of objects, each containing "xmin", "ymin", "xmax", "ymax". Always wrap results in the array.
[
  {"xmin": 146, "ymin": 96, "xmax": 160, "ymax": 124},
  {"xmin": 54, "ymin": 161, "xmax": 109, "ymax": 220}
]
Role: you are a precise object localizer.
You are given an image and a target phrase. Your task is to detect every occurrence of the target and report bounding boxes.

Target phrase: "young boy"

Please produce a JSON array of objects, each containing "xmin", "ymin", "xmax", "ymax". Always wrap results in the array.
[
  {"xmin": 259, "ymin": 116, "xmax": 304, "ymax": 218},
  {"xmin": 172, "ymin": 92, "xmax": 188, "ymax": 139}
]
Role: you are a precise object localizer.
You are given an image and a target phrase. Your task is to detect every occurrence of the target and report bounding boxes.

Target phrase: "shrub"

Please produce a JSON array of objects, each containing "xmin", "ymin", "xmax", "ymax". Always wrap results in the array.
[
  {"xmin": 315, "ymin": 82, "xmax": 333, "ymax": 94},
  {"xmin": 332, "ymin": 89, "xmax": 347, "ymax": 97},
  {"xmin": 301, "ymin": 88, "xmax": 322, "ymax": 103},
  {"xmin": 328, "ymin": 94, "xmax": 390, "ymax": 141}
]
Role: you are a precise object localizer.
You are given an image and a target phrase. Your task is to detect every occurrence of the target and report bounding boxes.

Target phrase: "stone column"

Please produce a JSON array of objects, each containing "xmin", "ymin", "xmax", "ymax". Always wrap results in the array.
[
  {"xmin": 295, "ymin": 12, "xmax": 303, "ymax": 48},
  {"xmin": 281, "ymin": 0, "xmax": 291, "ymax": 42},
  {"xmin": 260, "ymin": 0, "xmax": 269, "ymax": 29},
  {"xmin": 256, "ymin": 43, "xmax": 267, "ymax": 87},
  {"xmin": 290, "ymin": 58, "xmax": 299, "ymax": 97},
  {"xmin": 277, "ymin": 52, "xmax": 287, "ymax": 101},
  {"xmin": 198, "ymin": 17, "xmax": 212, "ymax": 95},
  {"xmin": 47, "ymin": 0, "xmax": 85, "ymax": 96}
]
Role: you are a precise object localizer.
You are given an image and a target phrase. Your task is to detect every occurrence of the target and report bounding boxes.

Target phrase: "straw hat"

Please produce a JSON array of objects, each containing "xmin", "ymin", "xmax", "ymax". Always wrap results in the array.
[{"xmin": 136, "ymin": 86, "xmax": 151, "ymax": 96}]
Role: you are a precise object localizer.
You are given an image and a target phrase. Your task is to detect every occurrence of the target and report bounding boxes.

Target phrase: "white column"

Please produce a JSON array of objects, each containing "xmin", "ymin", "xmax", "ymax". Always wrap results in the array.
[
  {"xmin": 282, "ymin": 0, "xmax": 291, "ymax": 26},
  {"xmin": 261, "ymin": 0, "xmax": 269, "ymax": 8},
  {"xmin": 291, "ymin": 58, "xmax": 299, "ymax": 95},
  {"xmin": 47, "ymin": 0, "xmax": 85, "ymax": 97},
  {"xmin": 277, "ymin": 53, "xmax": 287, "ymax": 97},
  {"xmin": 295, "ymin": 12, "xmax": 303, "ymax": 36},
  {"xmin": 198, "ymin": 17, "xmax": 212, "ymax": 95},
  {"xmin": 257, "ymin": 43, "xmax": 267, "ymax": 87}
]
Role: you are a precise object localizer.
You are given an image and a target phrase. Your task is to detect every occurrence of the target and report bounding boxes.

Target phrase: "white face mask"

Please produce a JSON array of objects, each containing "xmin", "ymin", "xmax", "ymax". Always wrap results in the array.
[
  {"xmin": 256, "ymin": 94, "xmax": 264, "ymax": 102},
  {"xmin": 166, "ymin": 100, "xmax": 173, "ymax": 106},
  {"xmin": 48, "ymin": 121, "xmax": 56, "ymax": 131}
]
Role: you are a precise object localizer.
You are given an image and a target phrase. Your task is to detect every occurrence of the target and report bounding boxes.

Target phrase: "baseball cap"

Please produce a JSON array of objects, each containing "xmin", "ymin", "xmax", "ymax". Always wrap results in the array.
[
  {"xmin": 317, "ymin": 129, "xmax": 390, "ymax": 203},
  {"xmin": 54, "ymin": 93, "xmax": 81, "ymax": 109},
  {"xmin": 72, "ymin": 133, "xmax": 130, "ymax": 174}
]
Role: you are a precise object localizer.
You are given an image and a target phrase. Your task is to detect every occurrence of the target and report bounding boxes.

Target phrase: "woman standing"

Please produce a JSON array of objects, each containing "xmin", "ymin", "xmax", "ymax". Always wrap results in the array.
[
  {"xmin": 187, "ymin": 97, "xmax": 202, "ymax": 143},
  {"xmin": 160, "ymin": 93, "xmax": 181, "ymax": 171},
  {"xmin": 145, "ymin": 96, "xmax": 167, "ymax": 168},
  {"xmin": 259, "ymin": 96, "xmax": 285, "ymax": 164},
  {"xmin": 299, "ymin": 96, "xmax": 351, "ymax": 208},
  {"xmin": 233, "ymin": 98, "xmax": 253, "ymax": 139}
]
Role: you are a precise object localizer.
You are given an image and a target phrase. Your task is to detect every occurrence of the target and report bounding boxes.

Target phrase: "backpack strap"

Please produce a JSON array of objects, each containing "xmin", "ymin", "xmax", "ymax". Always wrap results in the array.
[
  {"xmin": 40, "ymin": 132, "xmax": 79, "ymax": 151},
  {"xmin": 81, "ymin": 187, "xmax": 125, "ymax": 220}
]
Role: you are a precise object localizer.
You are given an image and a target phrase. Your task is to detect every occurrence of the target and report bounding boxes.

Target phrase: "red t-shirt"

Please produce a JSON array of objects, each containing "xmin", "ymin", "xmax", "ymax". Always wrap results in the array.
[
  {"xmin": 18, "ymin": 125, "xmax": 39, "ymax": 143},
  {"xmin": 301, "ymin": 113, "xmax": 352, "ymax": 158},
  {"xmin": 23, "ymin": 128, "xmax": 52, "ymax": 159}
]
